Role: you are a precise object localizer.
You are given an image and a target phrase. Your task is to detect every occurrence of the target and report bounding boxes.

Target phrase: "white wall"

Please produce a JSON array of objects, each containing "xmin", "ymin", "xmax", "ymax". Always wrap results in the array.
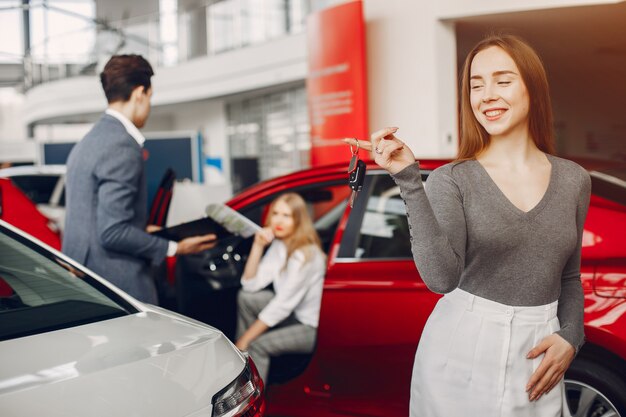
[
  {"xmin": 0, "ymin": 88, "xmax": 26, "ymax": 142},
  {"xmin": 95, "ymin": 0, "xmax": 159, "ymax": 23},
  {"xmin": 0, "ymin": 88, "xmax": 33, "ymax": 164},
  {"xmin": 363, "ymin": 1, "xmax": 458, "ymax": 158},
  {"xmin": 144, "ymin": 113, "xmax": 176, "ymax": 132},
  {"xmin": 24, "ymin": 77, "xmax": 105, "ymax": 125},
  {"xmin": 154, "ymin": 99, "xmax": 233, "ymax": 222},
  {"xmin": 437, "ymin": 0, "xmax": 620, "ymax": 19},
  {"xmin": 33, "ymin": 124, "xmax": 92, "ymax": 142},
  {"xmin": 167, "ymin": 99, "xmax": 229, "ymax": 184},
  {"xmin": 0, "ymin": 142, "xmax": 36, "ymax": 164},
  {"xmin": 153, "ymin": 33, "xmax": 307, "ymax": 104}
]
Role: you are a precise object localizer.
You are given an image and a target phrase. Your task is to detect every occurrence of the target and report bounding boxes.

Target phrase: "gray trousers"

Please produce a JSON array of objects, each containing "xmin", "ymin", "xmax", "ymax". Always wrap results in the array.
[{"xmin": 236, "ymin": 290, "xmax": 317, "ymax": 383}]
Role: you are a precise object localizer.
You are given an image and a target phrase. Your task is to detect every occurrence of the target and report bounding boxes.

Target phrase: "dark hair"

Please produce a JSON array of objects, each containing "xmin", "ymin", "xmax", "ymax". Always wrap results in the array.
[
  {"xmin": 458, "ymin": 34, "xmax": 555, "ymax": 160},
  {"xmin": 100, "ymin": 54, "xmax": 154, "ymax": 103}
]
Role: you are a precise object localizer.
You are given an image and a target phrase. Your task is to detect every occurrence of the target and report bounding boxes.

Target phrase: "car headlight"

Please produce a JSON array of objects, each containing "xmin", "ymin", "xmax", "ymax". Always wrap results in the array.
[{"xmin": 212, "ymin": 355, "xmax": 266, "ymax": 417}]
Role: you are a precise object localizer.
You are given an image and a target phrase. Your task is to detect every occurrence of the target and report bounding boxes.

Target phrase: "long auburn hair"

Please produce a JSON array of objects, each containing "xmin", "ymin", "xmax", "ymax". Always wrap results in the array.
[
  {"xmin": 265, "ymin": 193, "xmax": 323, "ymax": 268},
  {"xmin": 458, "ymin": 34, "xmax": 555, "ymax": 161}
]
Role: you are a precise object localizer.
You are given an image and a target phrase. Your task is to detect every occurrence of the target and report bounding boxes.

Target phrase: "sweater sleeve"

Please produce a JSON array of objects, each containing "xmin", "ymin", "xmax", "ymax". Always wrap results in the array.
[
  {"xmin": 391, "ymin": 162, "xmax": 467, "ymax": 293},
  {"xmin": 555, "ymin": 170, "xmax": 591, "ymax": 352}
]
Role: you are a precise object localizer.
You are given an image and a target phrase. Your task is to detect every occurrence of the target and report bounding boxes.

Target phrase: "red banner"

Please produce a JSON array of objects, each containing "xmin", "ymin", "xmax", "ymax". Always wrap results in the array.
[{"xmin": 307, "ymin": 1, "xmax": 369, "ymax": 166}]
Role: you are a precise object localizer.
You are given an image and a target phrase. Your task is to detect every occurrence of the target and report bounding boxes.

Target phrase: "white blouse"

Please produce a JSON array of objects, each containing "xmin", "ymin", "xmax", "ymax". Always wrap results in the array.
[{"xmin": 241, "ymin": 240, "xmax": 326, "ymax": 328}]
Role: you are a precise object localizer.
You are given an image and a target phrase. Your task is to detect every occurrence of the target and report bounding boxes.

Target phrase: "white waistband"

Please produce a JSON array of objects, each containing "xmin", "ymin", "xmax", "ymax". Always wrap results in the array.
[{"xmin": 444, "ymin": 288, "xmax": 558, "ymax": 322}]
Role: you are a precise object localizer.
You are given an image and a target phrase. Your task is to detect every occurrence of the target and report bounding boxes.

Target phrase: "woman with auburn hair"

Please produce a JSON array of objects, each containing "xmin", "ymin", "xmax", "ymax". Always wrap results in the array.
[
  {"xmin": 235, "ymin": 192, "xmax": 326, "ymax": 383},
  {"xmin": 345, "ymin": 34, "xmax": 590, "ymax": 416}
]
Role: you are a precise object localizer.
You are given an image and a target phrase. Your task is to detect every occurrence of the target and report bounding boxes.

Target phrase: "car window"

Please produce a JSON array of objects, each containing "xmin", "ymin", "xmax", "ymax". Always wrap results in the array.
[
  {"xmin": 590, "ymin": 168, "xmax": 626, "ymax": 206},
  {"xmin": 0, "ymin": 227, "xmax": 135, "ymax": 341},
  {"xmin": 10, "ymin": 175, "xmax": 60, "ymax": 204},
  {"xmin": 240, "ymin": 182, "xmax": 350, "ymax": 254},
  {"xmin": 58, "ymin": 187, "xmax": 66, "ymax": 206},
  {"xmin": 186, "ymin": 182, "xmax": 348, "ymax": 307},
  {"xmin": 346, "ymin": 174, "xmax": 412, "ymax": 259}
]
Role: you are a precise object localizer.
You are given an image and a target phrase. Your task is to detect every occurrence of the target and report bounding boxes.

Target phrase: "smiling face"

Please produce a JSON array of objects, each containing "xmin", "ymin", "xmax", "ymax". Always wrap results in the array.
[
  {"xmin": 269, "ymin": 199, "xmax": 296, "ymax": 240},
  {"xmin": 469, "ymin": 46, "xmax": 530, "ymax": 141}
]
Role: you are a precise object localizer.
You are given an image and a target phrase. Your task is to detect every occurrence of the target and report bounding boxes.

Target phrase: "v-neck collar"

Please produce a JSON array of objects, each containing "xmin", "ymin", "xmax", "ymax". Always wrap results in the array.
[{"xmin": 473, "ymin": 153, "xmax": 557, "ymax": 218}]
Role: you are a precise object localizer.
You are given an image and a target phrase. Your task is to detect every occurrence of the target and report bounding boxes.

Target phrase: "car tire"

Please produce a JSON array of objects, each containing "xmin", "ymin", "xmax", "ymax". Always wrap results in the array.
[{"xmin": 564, "ymin": 356, "xmax": 626, "ymax": 417}]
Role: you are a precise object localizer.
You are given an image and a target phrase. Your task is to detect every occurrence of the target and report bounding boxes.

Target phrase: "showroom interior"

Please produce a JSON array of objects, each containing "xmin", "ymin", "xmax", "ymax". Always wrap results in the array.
[
  {"xmin": 2, "ymin": 0, "xmax": 625, "ymax": 199},
  {"xmin": 1, "ymin": 1, "xmax": 626, "ymax": 416}
]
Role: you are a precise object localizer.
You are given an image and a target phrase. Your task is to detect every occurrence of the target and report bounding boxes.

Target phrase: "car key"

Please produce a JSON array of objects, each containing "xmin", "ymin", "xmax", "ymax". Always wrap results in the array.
[
  {"xmin": 348, "ymin": 138, "xmax": 360, "ymax": 174},
  {"xmin": 347, "ymin": 138, "xmax": 364, "ymax": 207},
  {"xmin": 348, "ymin": 159, "xmax": 366, "ymax": 208},
  {"xmin": 348, "ymin": 152, "xmax": 359, "ymax": 174}
]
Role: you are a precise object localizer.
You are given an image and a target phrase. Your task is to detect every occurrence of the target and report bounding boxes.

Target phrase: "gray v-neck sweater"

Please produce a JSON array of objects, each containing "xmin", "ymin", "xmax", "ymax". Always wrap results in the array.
[{"xmin": 391, "ymin": 154, "xmax": 591, "ymax": 351}]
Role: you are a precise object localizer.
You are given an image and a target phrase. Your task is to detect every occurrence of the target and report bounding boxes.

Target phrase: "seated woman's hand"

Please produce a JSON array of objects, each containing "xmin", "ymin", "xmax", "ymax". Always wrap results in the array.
[
  {"xmin": 253, "ymin": 227, "xmax": 275, "ymax": 248},
  {"xmin": 343, "ymin": 127, "xmax": 416, "ymax": 175}
]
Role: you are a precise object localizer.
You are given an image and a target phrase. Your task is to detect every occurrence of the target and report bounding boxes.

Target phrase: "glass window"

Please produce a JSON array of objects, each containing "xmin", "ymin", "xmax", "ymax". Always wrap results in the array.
[
  {"xmin": 207, "ymin": 0, "xmax": 240, "ymax": 53},
  {"xmin": 288, "ymin": 0, "xmax": 309, "ymax": 34},
  {"xmin": 240, "ymin": 181, "xmax": 349, "ymax": 254},
  {"xmin": 10, "ymin": 175, "xmax": 60, "ymax": 204},
  {"xmin": 590, "ymin": 168, "xmax": 626, "ymax": 206},
  {"xmin": 207, "ymin": 0, "xmax": 308, "ymax": 55},
  {"xmin": 227, "ymin": 85, "xmax": 309, "ymax": 193},
  {"xmin": 188, "ymin": 181, "xmax": 346, "ymax": 307},
  {"xmin": 350, "ymin": 175, "xmax": 412, "ymax": 259},
  {"xmin": 30, "ymin": 1, "xmax": 96, "ymax": 65},
  {"xmin": 0, "ymin": 1, "xmax": 25, "ymax": 64},
  {"xmin": 58, "ymin": 187, "xmax": 66, "ymax": 207},
  {"xmin": 0, "ymin": 227, "xmax": 134, "ymax": 341}
]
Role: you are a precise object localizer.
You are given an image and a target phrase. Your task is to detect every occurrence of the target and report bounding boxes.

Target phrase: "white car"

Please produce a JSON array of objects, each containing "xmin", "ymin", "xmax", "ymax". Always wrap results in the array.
[
  {"xmin": 0, "ymin": 165, "xmax": 66, "ymax": 232},
  {"xmin": 0, "ymin": 220, "xmax": 265, "ymax": 417}
]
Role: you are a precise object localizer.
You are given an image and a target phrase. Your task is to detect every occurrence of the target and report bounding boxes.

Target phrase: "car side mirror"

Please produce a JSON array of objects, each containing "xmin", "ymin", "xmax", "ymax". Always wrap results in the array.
[{"xmin": 0, "ymin": 186, "xmax": 3, "ymax": 218}]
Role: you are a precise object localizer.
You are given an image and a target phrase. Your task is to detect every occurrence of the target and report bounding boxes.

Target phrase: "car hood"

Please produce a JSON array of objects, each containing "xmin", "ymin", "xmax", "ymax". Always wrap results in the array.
[{"xmin": 0, "ymin": 309, "xmax": 245, "ymax": 416}]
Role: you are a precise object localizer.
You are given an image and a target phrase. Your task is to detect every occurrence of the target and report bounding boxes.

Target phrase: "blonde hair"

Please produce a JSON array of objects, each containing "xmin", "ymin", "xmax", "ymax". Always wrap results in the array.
[
  {"xmin": 458, "ymin": 34, "xmax": 555, "ymax": 161},
  {"xmin": 265, "ymin": 193, "xmax": 322, "ymax": 268}
]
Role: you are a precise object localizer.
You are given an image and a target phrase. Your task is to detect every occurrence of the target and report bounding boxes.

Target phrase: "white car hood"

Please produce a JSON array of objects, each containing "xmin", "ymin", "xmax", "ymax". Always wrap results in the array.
[{"xmin": 0, "ymin": 310, "xmax": 245, "ymax": 416}]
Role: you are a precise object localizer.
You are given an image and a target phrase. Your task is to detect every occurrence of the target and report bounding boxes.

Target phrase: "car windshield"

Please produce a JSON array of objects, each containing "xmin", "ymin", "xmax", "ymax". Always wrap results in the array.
[
  {"xmin": 0, "ymin": 225, "xmax": 136, "ymax": 341},
  {"xmin": 590, "ymin": 168, "xmax": 626, "ymax": 206}
]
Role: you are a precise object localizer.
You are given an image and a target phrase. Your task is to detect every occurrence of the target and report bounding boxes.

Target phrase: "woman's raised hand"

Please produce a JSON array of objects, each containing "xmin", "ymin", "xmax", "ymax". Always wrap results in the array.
[
  {"xmin": 253, "ymin": 227, "xmax": 274, "ymax": 248},
  {"xmin": 343, "ymin": 127, "xmax": 416, "ymax": 175}
]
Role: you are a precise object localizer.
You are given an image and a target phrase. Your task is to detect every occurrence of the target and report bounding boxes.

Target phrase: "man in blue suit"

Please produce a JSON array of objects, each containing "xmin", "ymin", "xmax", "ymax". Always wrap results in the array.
[{"xmin": 63, "ymin": 55, "xmax": 216, "ymax": 304}]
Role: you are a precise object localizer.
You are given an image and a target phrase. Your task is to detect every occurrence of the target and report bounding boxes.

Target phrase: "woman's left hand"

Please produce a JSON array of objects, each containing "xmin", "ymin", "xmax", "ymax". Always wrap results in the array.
[{"xmin": 526, "ymin": 334, "xmax": 575, "ymax": 401}]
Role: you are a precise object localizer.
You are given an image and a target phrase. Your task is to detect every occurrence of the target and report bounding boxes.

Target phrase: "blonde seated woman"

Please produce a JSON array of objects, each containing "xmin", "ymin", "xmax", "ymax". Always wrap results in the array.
[{"xmin": 235, "ymin": 193, "xmax": 326, "ymax": 383}]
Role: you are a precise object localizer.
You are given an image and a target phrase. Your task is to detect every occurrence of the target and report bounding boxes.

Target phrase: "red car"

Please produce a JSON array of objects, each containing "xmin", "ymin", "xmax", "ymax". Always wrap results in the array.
[
  {"xmin": 0, "ymin": 178, "xmax": 61, "ymax": 250},
  {"xmin": 173, "ymin": 159, "xmax": 626, "ymax": 417}
]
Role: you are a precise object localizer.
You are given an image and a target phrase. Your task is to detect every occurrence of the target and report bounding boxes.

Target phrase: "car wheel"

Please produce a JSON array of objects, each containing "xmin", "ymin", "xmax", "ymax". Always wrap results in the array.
[{"xmin": 564, "ymin": 357, "xmax": 626, "ymax": 417}]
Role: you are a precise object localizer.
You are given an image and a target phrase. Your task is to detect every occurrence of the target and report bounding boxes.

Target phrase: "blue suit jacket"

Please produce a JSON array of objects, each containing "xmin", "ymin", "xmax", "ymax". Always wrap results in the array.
[{"xmin": 63, "ymin": 114, "xmax": 168, "ymax": 303}]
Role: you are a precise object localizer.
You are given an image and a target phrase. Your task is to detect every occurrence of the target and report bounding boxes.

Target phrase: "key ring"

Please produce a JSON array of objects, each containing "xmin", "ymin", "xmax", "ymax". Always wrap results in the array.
[{"xmin": 349, "ymin": 138, "xmax": 360, "ymax": 155}]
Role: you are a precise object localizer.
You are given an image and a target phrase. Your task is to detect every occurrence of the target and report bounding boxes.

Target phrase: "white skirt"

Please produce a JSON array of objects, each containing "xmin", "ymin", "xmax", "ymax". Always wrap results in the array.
[{"xmin": 410, "ymin": 288, "xmax": 563, "ymax": 417}]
